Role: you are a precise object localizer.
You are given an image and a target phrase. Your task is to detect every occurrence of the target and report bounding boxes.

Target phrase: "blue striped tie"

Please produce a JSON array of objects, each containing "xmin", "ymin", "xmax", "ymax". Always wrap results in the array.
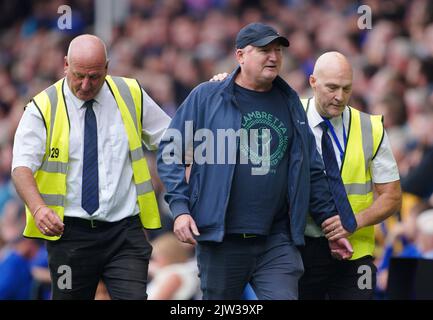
[
  {"xmin": 81, "ymin": 99, "xmax": 99, "ymax": 215},
  {"xmin": 320, "ymin": 121, "xmax": 357, "ymax": 233}
]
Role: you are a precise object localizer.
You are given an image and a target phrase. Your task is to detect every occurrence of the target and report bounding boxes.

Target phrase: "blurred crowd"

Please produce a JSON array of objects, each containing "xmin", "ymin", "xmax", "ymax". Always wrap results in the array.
[{"xmin": 1, "ymin": 0, "xmax": 433, "ymax": 299}]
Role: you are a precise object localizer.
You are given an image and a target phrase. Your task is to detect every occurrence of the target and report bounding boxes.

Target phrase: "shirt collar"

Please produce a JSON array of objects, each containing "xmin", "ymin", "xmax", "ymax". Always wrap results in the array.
[
  {"xmin": 308, "ymin": 97, "xmax": 324, "ymax": 128},
  {"xmin": 308, "ymin": 97, "xmax": 347, "ymax": 128},
  {"xmin": 64, "ymin": 78, "xmax": 105, "ymax": 108}
]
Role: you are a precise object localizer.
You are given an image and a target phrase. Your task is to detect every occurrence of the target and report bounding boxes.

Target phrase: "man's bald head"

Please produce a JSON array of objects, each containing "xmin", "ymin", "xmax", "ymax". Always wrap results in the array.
[
  {"xmin": 309, "ymin": 51, "xmax": 353, "ymax": 118},
  {"xmin": 67, "ymin": 34, "xmax": 108, "ymax": 65},
  {"xmin": 312, "ymin": 51, "xmax": 352, "ymax": 80},
  {"xmin": 64, "ymin": 34, "xmax": 108, "ymax": 101}
]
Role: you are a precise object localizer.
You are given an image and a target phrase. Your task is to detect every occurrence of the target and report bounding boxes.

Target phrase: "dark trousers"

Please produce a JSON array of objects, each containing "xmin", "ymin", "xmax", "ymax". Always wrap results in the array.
[
  {"xmin": 299, "ymin": 236, "xmax": 377, "ymax": 300},
  {"xmin": 46, "ymin": 215, "xmax": 152, "ymax": 300},
  {"xmin": 196, "ymin": 232, "xmax": 304, "ymax": 300}
]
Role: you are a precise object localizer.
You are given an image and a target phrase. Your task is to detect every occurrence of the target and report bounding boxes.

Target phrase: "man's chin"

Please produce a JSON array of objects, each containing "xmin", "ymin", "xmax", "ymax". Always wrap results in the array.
[
  {"xmin": 77, "ymin": 92, "xmax": 93, "ymax": 101},
  {"xmin": 329, "ymin": 106, "xmax": 344, "ymax": 117},
  {"xmin": 262, "ymin": 72, "xmax": 278, "ymax": 82}
]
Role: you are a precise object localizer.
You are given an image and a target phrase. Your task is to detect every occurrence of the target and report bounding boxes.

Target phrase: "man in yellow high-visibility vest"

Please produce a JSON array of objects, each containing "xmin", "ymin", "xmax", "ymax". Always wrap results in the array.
[
  {"xmin": 11, "ymin": 34, "xmax": 171, "ymax": 299},
  {"xmin": 299, "ymin": 52, "xmax": 402, "ymax": 299}
]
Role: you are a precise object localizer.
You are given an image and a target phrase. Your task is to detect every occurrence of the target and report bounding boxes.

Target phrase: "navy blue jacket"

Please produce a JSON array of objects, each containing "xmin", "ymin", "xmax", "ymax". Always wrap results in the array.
[{"xmin": 157, "ymin": 67, "xmax": 336, "ymax": 246}]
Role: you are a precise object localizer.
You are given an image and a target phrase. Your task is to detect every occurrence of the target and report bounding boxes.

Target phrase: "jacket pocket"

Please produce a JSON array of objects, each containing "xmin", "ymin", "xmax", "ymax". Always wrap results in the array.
[{"xmin": 189, "ymin": 172, "xmax": 200, "ymax": 212}]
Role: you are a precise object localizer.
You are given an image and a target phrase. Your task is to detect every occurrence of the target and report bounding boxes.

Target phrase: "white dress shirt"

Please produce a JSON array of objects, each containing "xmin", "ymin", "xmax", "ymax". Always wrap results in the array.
[
  {"xmin": 306, "ymin": 97, "xmax": 400, "ymax": 183},
  {"xmin": 12, "ymin": 79, "xmax": 171, "ymax": 221}
]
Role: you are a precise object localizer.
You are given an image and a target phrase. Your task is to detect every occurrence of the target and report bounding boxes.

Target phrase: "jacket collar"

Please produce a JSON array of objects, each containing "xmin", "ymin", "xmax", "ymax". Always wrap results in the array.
[
  {"xmin": 221, "ymin": 65, "xmax": 295, "ymax": 100},
  {"xmin": 220, "ymin": 65, "xmax": 305, "ymax": 138}
]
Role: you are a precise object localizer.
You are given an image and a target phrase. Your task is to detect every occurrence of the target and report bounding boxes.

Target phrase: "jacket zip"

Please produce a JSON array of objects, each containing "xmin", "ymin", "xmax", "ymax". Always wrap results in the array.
[{"xmin": 221, "ymin": 95, "xmax": 242, "ymax": 239}]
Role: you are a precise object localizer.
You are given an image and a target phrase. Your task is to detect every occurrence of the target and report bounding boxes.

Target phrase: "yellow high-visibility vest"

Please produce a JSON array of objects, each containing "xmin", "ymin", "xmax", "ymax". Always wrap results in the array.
[
  {"xmin": 301, "ymin": 98, "xmax": 384, "ymax": 260},
  {"xmin": 23, "ymin": 76, "xmax": 161, "ymax": 240}
]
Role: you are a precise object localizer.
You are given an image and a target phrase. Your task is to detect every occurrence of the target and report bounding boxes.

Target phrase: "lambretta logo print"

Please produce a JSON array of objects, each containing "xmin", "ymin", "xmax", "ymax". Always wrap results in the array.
[{"xmin": 240, "ymin": 111, "xmax": 288, "ymax": 174}]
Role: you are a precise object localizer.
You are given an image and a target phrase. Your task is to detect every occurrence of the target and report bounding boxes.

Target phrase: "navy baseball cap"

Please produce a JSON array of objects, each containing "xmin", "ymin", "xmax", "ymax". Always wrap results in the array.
[{"xmin": 236, "ymin": 23, "xmax": 290, "ymax": 49}]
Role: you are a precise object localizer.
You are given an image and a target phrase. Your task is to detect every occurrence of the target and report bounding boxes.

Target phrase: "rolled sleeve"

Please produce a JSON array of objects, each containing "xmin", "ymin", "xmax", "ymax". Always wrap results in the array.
[
  {"xmin": 371, "ymin": 131, "xmax": 400, "ymax": 183},
  {"xmin": 12, "ymin": 103, "xmax": 46, "ymax": 174},
  {"xmin": 141, "ymin": 89, "xmax": 171, "ymax": 150}
]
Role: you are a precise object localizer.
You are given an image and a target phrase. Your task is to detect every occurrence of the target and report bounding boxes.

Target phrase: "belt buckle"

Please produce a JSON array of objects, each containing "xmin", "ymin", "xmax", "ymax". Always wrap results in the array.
[
  {"xmin": 90, "ymin": 219, "xmax": 97, "ymax": 229},
  {"xmin": 243, "ymin": 233, "xmax": 256, "ymax": 239}
]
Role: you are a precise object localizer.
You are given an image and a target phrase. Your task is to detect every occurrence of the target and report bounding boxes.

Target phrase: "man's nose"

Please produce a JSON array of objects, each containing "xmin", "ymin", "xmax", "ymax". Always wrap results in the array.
[
  {"xmin": 334, "ymin": 88, "xmax": 343, "ymax": 102},
  {"xmin": 81, "ymin": 76, "xmax": 90, "ymax": 90},
  {"xmin": 269, "ymin": 50, "xmax": 279, "ymax": 61}
]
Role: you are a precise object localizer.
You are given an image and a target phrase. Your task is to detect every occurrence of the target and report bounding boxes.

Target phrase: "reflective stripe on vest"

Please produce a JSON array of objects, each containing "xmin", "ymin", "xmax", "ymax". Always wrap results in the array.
[
  {"xmin": 24, "ymin": 79, "xmax": 69, "ymax": 240},
  {"xmin": 300, "ymin": 98, "xmax": 384, "ymax": 259},
  {"xmin": 24, "ymin": 76, "xmax": 161, "ymax": 240},
  {"xmin": 105, "ymin": 76, "xmax": 161, "ymax": 228},
  {"xmin": 342, "ymin": 107, "xmax": 383, "ymax": 259}
]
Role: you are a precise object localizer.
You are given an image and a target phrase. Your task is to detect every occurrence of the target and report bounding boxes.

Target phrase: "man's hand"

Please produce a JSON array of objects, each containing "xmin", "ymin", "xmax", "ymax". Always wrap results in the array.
[
  {"xmin": 173, "ymin": 214, "xmax": 200, "ymax": 245},
  {"xmin": 209, "ymin": 72, "xmax": 229, "ymax": 82},
  {"xmin": 34, "ymin": 206, "xmax": 64, "ymax": 236},
  {"xmin": 322, "ymin": 215, "xmax": 352, "ymax": 241},
  {"xmin": 329, "ymin": 238, "xmax": 353, "ymax": 260}
]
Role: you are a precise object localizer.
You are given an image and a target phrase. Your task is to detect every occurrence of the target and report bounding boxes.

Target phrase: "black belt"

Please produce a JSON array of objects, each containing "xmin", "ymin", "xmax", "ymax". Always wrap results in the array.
[
  {"xmin": 63, "ymin": 215, "xmax": 139, "ymax": 229},
  {"xmin": 224, "ymin": 233, "xmax": 263, "ymax": 240}
]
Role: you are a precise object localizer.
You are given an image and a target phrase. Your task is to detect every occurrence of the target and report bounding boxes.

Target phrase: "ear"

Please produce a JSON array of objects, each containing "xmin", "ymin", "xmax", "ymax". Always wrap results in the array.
[
  {"xmin": 64, "ymin": 56, "xmax": 69, "ymax": 75},
  {"xmin": 309, "ymin": 75, "xmax": 316, "ymax": 89},
  {"xmin": 235, "ymin": 49, "xmax": 244, "ymax": 64}
]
